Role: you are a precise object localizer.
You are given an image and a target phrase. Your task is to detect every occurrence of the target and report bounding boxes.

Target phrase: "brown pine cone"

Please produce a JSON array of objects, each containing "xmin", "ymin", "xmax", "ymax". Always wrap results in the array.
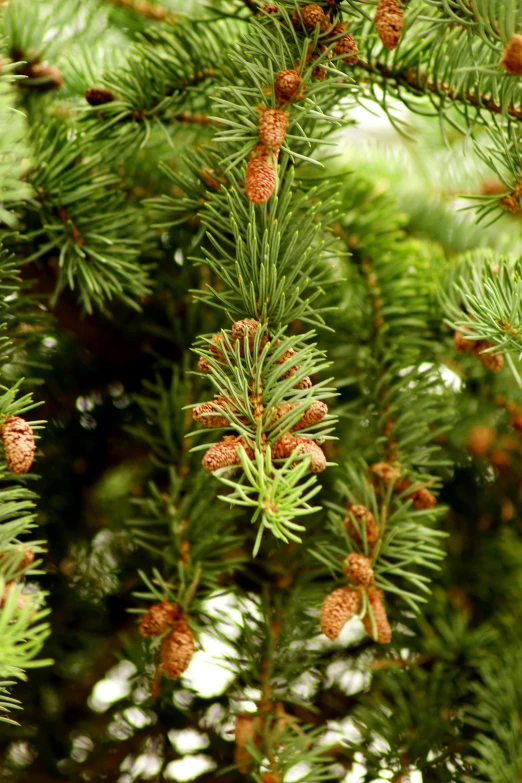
[
  {"xmin": 273, "ymin": 435, "xmax": 326, "ymax": 473},
  {"xmin": 161, "ymin": 616, "xmax": 196, "ymax": 679},
  {"xmin": 292, "ymin": 400, "xmax": 328, "ymax": 430},
  {"xmin": 320, "ymin": 586, "xmax": 361, "ymax": 640},
  {"xmin": 411, "ymin": 487, "xmax": 437, "ymax": 509},
  {"xmin": 334, "ymin": 34, "xmax": 359, "ymax": 66},
  {"xmin": 343, "ymin": 553, "xmax": 375, "ymax": 587},
  {"xmin": 345, "ymin": 504, "xmax": 380, "ymax": 547},
  {"xmin": 454, "ymin": 330, "xmax": 473, "ymax": 354},
  {"xmin": 362, "ymin": 586, "xmax": 391, "ymax": 643},
  {"xmin": 24, "ymin": 62, "xmax": 63, "ymax": 90},
  {"xmin": 502, "ymin": 34, "xmax": 522, "ymax": 75},
  {"xmin": 274, "ymin": 69, "xmax": 303, "ymax": 103},
  {"xmin": 202, "ymin": 437, "xmax": 254, "ymax": 472},
  {"xmin": 1, "ymin": 417, "xmax": 36, "ymax": 474},
  {"xmin": 500, "ymin": 193, "xmax": 522, "ymax": 214},
  {"xmin": 258, "ymin": 108, "xmax": 289, "ymax": 151},
  {"xmin": 0, "ymin": 546, "xmax": 35, "ymax": 577},
  {"xmin": 370, "ymin": 461, "xmax": 401, "ymax": 487},
  {"xmin": 297, "ymin": 4, "xmax": 326, "ymax": 30},
  {"xmin": 85, "ymin": 87, "xmax": 115, "ymax": 105},
  {"xmin": 474, "ymin": 342, "xmax": 504, "ymax": 373},
  {"xmin": 374, "ymin": 0, "xmax": 404, "ymax": 51},
  {"xmin": 246, "ymin": 154, "xmax": 276, "ymax": 204},
  {"xmin": 193, "ymin": 401, "xmax": 230, "ymax": 429},
  {"xmin": 139, "ymin": 601, "xmax": 180, "ymax": 638},
  {"xmin": 467, "ymin": 425, "xmax": 495, "ymax": 456}
]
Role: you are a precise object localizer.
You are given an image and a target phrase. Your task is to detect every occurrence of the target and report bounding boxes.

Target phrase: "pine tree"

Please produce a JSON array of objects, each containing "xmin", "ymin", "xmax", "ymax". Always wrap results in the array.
[{"xmin": 1, "ymin": 0, "xmax": 522, "ymax": 781}]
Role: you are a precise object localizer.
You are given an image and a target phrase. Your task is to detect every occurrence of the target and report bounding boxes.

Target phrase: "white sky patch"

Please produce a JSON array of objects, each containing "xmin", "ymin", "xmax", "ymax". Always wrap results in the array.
[
  {"xmin": 88, "ymin": 660, "xmax": 136, "ymax": 713},
  {"xmin": 164, "ymin": 754, "xmax": 216, "ymax": 781}
]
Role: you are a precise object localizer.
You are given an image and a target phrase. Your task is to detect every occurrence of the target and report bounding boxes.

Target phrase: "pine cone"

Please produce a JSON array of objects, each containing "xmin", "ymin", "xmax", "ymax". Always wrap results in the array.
[
  {"xmin": 474, "ymin": 342, "xmax": 504, "ymax": 373},
  {"xmin": 453, "ymin": 330, "xmax": 473, "ymax": 354},
  {"xmin": 334, "ymin": 34, "xmax": 359, "ymax": 66},
  {"xmin": 193, "ymin": 401, "xmax": 230, "ymax": 429},
  {"xmin": 202, "ymin": 437, "xmax": 254, "ymax": 472},
  {"xmin": 139, "ymin": 601, "xmax": 180, "ymax": 637},
  {"xmin": 374, "ymin": 0, "xmax": 404, "ymax": 51},
  {"xmin": 292, "ymin": 400, "xmax": 328, "ymax": 430},
  {"xmin": 160, "ymin": 616, "xmax": 195, "ymax": 679},
  {"xmin": 85, "ymin": 87, "xmax": 115, "ymax": 105},
  {"xmin": 411, "ymin": 487, "xmax": 436, "ymax": 509},
  {"xmin": 502, "ymin": 34, "xmax": 522, "ymax": 75},
  {"xmin": 246, "ymin": 155, "xmax": 276, "ymax": 204},
  {"xmin": 2, "ymin": 417, "xmax": 36, "ymax": 474},
  {"xmin": 231, "ymin": 319, "xmax": 262, "ymax": 345},
  {"xmin": 345, "ymin": 504, "xmax": 380, "ymax": 547},
  {"xmin": 234, "ymin": 713, "xmax": 264, "ymax": 773},
  {"xmin": 273, "ymin": 435, "xmax": 326, "ymax": 473},
  {"xmin": 25, "ymin": 62, "xmax": 63, "ymax": 90},
  {"xmin": 320, "ymin": 586, "xmax": 361, "ymax": 640},
  {"xmin": 259, "ymin": 108, "xmax": 289, "ymax": 151},
  {"xmin": 295, "ymin": 4, "xmax": 326, "ymax": 30},
  {"xmin": 344, "ymin": 553, "xmax": 375, "ymax": 587},
  {"xmin": 467, "ymin": 425, "xmax": 495, "ymax": 456},
  {"xmin": 362, "ymin": 586, "xmax": 391, "ymax": 644},
  {"xmin": 0, "ymin": 546, "xmax": 35, "ymax": 576},
  {"xmin": 274, "ymin": 69, "xmax": 303, "ymax": 103},
  {"xmin": 370, "ymin": 461, "xmax": 401, "ymax": 487},
  {"xmin": 500, "ymin": 193, "xmax": 522, "ymax": 214}
]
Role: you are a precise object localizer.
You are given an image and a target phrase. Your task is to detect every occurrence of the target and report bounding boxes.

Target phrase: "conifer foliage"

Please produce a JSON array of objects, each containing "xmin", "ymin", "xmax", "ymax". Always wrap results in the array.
[{"xmin": 0, "ymin": 0, "xmax": 522, "ymax": 782}]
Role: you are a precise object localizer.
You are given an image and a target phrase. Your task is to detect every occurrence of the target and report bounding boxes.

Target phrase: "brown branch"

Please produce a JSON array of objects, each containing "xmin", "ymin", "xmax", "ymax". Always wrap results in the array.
[{"xmin": 356, "ymin": 59, "xmax": 522, "ymax": 123}]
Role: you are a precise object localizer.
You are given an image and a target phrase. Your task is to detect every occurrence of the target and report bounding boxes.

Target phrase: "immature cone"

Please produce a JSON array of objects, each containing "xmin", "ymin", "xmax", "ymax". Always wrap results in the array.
[
  {"xmin": 85, "ymin": 87, "xmax": 115, "ymax": 105},
  {"xmin": 273, "ymin": 435, "xmax": 326, "ymax": 473},
  {"xmin": 293, "ymin": 400, "xmax": 328, "ymax": 430},
  {"xmin": 320, "ymin": 586, "xmax": 361, "ymax": 640},
  {"xmin": 374, "ymin": 0, "xmax": 404, "ymax": 51},
  {"xmin": 474, "ymin": 342, "xmax": 504, "ymax": 373},
  {"xmin": 300, "ymin": 4, "xmax": 325, "ymax": 29},
  {"xmin": 275, "ymin": 69, "xmax": 302, "ymax": 103},
  {"xmin": 202, "ymin": 437, "xmax": 254, "ymax": 472},
  {"xmin": 453, "ymin": 330, "xmax": 473, "ymax": 354},
  {"xmin": 231, "ymin": 318, "xmax": 261, "ymax": 344},
  {"xmin": 344, "ymin": 553, "xmax": 375, "ymax": 587},
  {"xmin": 161, "ymin": 616, "xmax": 195, "ymax": 679},
  {"xmin": 501, "ymin": 34, "xmax": 522, "ymax": 75},
  {"xmin": 0, "ymin": 546, "xmax": 35, "ymax": 577},
  {"xmin": 334, "ymin": 34, "xmax": 359, "ymax": 66},
  {"xmin": 500, "ymin": 193, "xmax": 522, "ymax": 214},
  {"xmin": 193, "ymin": 401, "xmax": 230, "ymax": 429},
  {"xmin": 345, "ymin": 504, "xmax": 380, "ymax": 547},
  {"xmin": 411, "ymin": 487, "xmax": 437, "ymax": 510},
  {"xmin": 362, "ymin": 586, "xmax": 391, "ymax": 643},
  {"xmin": 259, "ymin": 108, "xmax": 289, "ymax": 151},
  {"xmin": 139, "ymin": 601, "xmax": 180, "ymax": 638},
  {"xmin": 245, "ymin": 155, "xmax": 276, "ymax": 204},
  {"xmin": 234, "ymin": 714, "xmax": 263, "ymax": 773},
  {"xmin": 2, "ymin": 417, "xmax": 36, "ymax": 475},
  {"xmin": 27, "ymin": 62, "xmax": 64, "ymax": 90},
  {"xmin": 370, "ymin": 461, "xmax": 401, "ymax": 487}
]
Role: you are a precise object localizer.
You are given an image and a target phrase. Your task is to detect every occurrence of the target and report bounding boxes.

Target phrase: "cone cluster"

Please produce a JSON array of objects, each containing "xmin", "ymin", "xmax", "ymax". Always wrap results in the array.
[
  {"xmin": 344, "ymin": 503, "xmax": 380, "ymax": 548},
  {"xmin": 370, "ymin": 462, "xmax": 437, "ymax": 510},
  {"xmin": 454, "ymin": 330, "xmax": 504, "ymax": 373},
  {"xmin": 1, "ymin": 416, "xmax": 36, "ymax": 475}
]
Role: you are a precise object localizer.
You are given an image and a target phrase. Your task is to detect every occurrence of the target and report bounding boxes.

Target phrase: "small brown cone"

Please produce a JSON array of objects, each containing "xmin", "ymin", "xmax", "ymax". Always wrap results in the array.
[
  {"xmin": 370, "ymin": 461, "xmax": 401, "ymax": 487},
  {"xmin": 231, "ymin": 319, "xmax": 261, "ymax": 344},
  {"xmin": 258, "ymin": 108, "xmax": 289, "ymax": 151},
  {"xmin": 273, "ymin": 435, "xmax": 326, "ymax": 473},
  {"xmin": 362, "ymin": 586, "xmax": 391, "ymax": 643},
  {"xmin": 202, "ymin": 437, "xmax": 254, "ymax": 472},
  {"xmin": 275, "ymin": 69, "xmax": 302, "ymax": 103},
  {"xmin": 334, "ymin": 34, "xmax": 359, "ymax": 66},
  {"xmin": 293, "ymin": 400, "xmax": 328, "ymax": 430},
  {"xmin": 474, "ymin": 342, "xmax": 504, "ymax": 373},
  {"xmin": 320, "ymin": 586, "xmax": 361, "ymax": 640},
  {"xmin": 85, "ymin": 87, "xmax": 115, "ymax": 105},
  {"xmin": 0, "ymin": 546, "xmax": 35, "ymax": 577},
  {"xmin": 139, "ymin": 601, "xmax": 180, "ymax": 638},
  {"xmin": 411, "ymin": 487, "xmax": 437, "ymax": 510},
  {"xmin": 374, "ymin": 0, "xmax": 404, "ymax": 51},
  {"xmin": 345, "ymin": 504, "xmax": 380, "ymax": 548},
  {"xmin": 453, "ymin": 330, "xmax": 473, "ymax": 354},
  {"xmin": 245, "ymin": 155, "xmax": 276, "ymax": 205},
  {"xmin": 300, "ymin": 4, "xmax": 325, "ymax": 29},
  {"xmin": 344, "ymin": 553, "xmax": 374, "ymax": 587},
  {"xmin": 161, "ymin": 616, "xmax": 195, "ymax": 679},
  {"xmin": 25, "ymin": 62, "xmax": 63, "ymax": 90},
  {"xmin": 501, "ymin": 34, "xmax": 522, "ymax": 75},
  {"xmin": 234, "ymin": 713, "xmax": 263, "ymax": 773},
  {"xmin": 193, "ymin": 401, "xmax": 230, "ymax": 429},
  {"xmin": 500, "ymin": 193, "xmax": 522, "ymax": 214},
  {"xmin": 2, "ymin": 417, "xmax": 36, "ymax": 475}
]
